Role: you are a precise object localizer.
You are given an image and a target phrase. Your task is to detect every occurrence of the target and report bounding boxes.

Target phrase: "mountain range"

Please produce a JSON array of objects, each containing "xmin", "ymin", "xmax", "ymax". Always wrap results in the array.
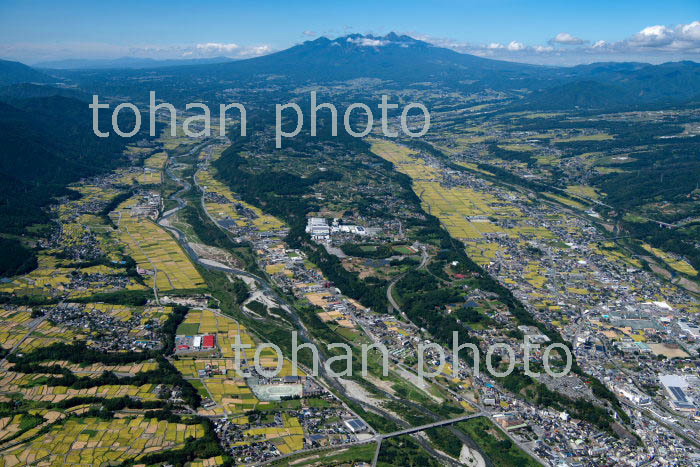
[
  {"xmin": 33, "ymin": 56, "xmax": 236, "ymax": 70},
  {"xmin": 179, "ymin": 33, "xmax": 544, "ymax": 83},
  {"xmin": 2, "ymin": 33, "xmax": 696, "ymax": 109},
  {"xmin": 0, "ymin": 59, "xmax": 53, "ymax": 86}
]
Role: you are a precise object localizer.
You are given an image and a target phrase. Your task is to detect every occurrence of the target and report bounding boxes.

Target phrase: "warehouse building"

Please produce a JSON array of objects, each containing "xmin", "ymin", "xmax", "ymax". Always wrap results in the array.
[
  {"xmin": 660, "ymin": 375, "xmax": 696, "ymax": 412},
  {"xmin": 305, "ymin": 217, "xmax": 330, "ymax": 240}
]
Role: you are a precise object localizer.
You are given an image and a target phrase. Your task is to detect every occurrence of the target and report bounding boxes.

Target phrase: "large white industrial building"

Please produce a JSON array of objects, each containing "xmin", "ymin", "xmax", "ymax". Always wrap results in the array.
[
  {"xmin": 659, "ymin": 374, "xmax": 696, "ymax": 412},
  {"xmin": 305, "ymin": 217, "xmax": 330, "ymax": 239}
]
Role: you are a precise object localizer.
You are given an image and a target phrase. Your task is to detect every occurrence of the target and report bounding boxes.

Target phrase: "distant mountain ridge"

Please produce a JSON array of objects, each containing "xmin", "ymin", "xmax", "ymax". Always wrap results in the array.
[
  {"xmin": 0, "ymin": 83, "xmax": 90, "ymax": 101},
  {"xmin": 0, "ymin": 59, "xmax": 53, "ymax": 86},
  {"xmin": 4, "ymin": 33, "xmax": 700, "ymax": 110},
  {"xmin": 34, "ymin": 56, "xmax": 236, "ymax": 70},
  {"xmin": 98, "ymin": 33, "xmax": 700, "ymax": 108},
  {"xmin": 527, "ymin": 60, "xmax": 700, "ymax": 109},
  {"xmin": 169, "ymin": 33, "xmax": 546, "ymax": 86}
]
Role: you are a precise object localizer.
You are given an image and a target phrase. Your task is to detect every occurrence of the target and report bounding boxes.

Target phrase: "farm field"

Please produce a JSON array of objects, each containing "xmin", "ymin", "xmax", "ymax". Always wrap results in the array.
[
  {"xmin": 0, "ymin": 256, "xmax": 146, "ymax": 298},
  {"xmin": 0, "ymin": 416, "xmax": 204, "ymax": 466},
  {"xmin": 0, "ymin": 308, "xmax": 35, "ymax": 350},
  {"xmin": 174, "ymin": 309, "xmax": 304, "ymax": 417},
  {"xmin": 41, "ymin": 360, "xmax": 159, "ymax": 375},
  {"xmin": 57, "ymin": 184, "xmax": 122, "ymax": 220},
  {"xmin": 0, "ymin": 255, "xmax": 73, "ymax": 297},
  {"xmin": 144, "ymin": 151, "xmax": 168, "ymax": 170},
  {"xmin": 240, "ymin": 414, "xmax": 303, "ymax": 455},
  {"xmin": 553, "ymin": 133, "xmax": 614, "ymax": 143},
  {"xmin": 0, "ymin": 302, "xmax": 170, "ymax": 356},
  {"xmin": 0, "ymin": 414, "xmax": 42, "ymax": 444},
  {"xmin": 196, "ymin": 165, "xmax": 286, "ymax": 233},
  {"xmin": 18, "ymin": 383, "xmax": 159, "ymax": 403},
  {"xmin": 641, "ymin": 243, "xmax": 698, "ymax": 277},
  {"xmin": 82, "ymin": 303, "xmax": 174, "ymax": 324},
  {"xmin": 369, "ymin": 139, "xmax": 554, "ymax": 266},
  {"xmin": 111, "ymin": 195, "xmax": 206, "ymax": 291},
  {"xmin": 0, "ymin": 137, "xmax": 217, "ymax": 464},
  {"xmin": 189, "ymin": 456, "xmax": 227, "ymax": 467},
  {"xmin": 11, "ymin": 319, "xmax": 88, "ymax": 352},
  {"xmin": 115, "ymin": 167, "xmax": 163, "ymax": 186}
]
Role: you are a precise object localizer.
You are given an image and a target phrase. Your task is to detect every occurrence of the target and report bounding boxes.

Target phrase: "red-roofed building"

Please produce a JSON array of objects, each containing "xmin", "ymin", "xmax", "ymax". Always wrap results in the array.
[{"xmin": 202, "ymin": 335, "xmax": 216, "ymax": 349}]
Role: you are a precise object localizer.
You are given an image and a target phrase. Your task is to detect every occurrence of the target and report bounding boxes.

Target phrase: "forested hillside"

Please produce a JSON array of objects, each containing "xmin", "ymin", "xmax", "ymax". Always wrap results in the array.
[{"xmin": 0, "ymin": 94, "xmax": 146, "ymax": 276}]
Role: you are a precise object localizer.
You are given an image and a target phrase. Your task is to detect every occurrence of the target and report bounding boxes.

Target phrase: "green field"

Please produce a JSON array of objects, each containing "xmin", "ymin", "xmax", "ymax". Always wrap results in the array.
[
  {"xmin": 176, "ymin": 322, "xmax": 200, "ymax": 335},
  {"xmin": 272, "ymin": 442, "xmax": 376, "ymax": 466}
]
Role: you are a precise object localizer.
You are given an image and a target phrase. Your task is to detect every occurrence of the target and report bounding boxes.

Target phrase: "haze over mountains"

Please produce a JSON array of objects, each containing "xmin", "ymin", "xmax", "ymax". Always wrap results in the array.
[
  {"xmin": 33, "ymin": 56, "xmax": 236, "ymax": 70},
  {"xmin": 2, "ymin": 33, "xmax": 699, "ymax": 109},
  {"xmin": 0, "ymin": 32, "xmax": 697, "ymax": 223}
]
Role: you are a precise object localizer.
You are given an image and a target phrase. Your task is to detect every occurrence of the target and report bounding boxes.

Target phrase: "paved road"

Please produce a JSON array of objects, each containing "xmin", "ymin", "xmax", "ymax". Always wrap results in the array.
[
  {"xmin": 369, "ymin": 413, "xmax": 484, "ymax": 466},
  {"xmin": 386, "ymin": 245, "xmax": 428, "ymax": 314},
  {"xmin": 257, "ymin": 413, "xmax": 485, "ymax": 467},
  {"xmin": 158, "ymin": 144, "xmax": 292, "ymax": 302},
  {"xmin": 158, "ymin": 144, "xmax": 409, "ymax": 454},
  {"xmin": 381, "ymin": 412, "xmax": 484, "ymax": 440},
  {"xmin": 162, "ymin": 143, "xmax": 473, "ymax": 466}
]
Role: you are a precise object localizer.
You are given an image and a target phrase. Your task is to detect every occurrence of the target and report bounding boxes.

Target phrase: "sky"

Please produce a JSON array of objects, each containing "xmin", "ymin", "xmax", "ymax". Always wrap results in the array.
[{"xmin": 1, "ymin": 0, "xmax": 699, "ymax": 66}]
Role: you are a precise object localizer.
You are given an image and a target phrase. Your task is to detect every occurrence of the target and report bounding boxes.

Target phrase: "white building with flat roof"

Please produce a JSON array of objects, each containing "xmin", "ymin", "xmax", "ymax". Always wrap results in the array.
[
  {"xmin": 306, "ymin": 217, "xmax": 330, "ymax": 239},
  {"xmin": 193, "ymin": 336, "xmax": 202, "ymax": 349},
  {"xmin": 660, "ymin": 374, "xmax": 696, "ymax": 412}
]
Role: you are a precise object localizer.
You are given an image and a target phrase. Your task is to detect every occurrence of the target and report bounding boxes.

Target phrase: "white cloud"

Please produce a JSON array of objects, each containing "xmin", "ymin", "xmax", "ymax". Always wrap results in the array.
[
  {"xmin": 347, "ymin": 37, "xmax": 387, "ymax": 47},
  {"xmin": 4, "ymin": 22, "xmax": 700, "ymax": 66},
  {"xmin": 507, "ymin": 41, "xmax": 526, "ymax": 51},
  {"xmin": 0, "ymin": 41, "xmax": 274, "ymax": 63},
  {"xmin": 626, "ymin": 21, "xmax": 700, "ymax": 51},
  {"xmin": 415, "ymin": 21, "xmax": 700, "ymax": 65},
  {"xmin": 302, "ymin": 30, "xmax": 317, "ymax": 37},
  {"xmin": 195, "ymin": 42, "xmax": 240, "ymax": 54},
  {"xmin": 236, "ymin": 45, "xmax": 272, "ymax": 57},
  {"xmin": 630, "ymin": 25, "xmax": 673, "ymax": 47},
  {"xmin": 549, "ymin": 32, "xmax": 586, "ymax": 45},
  {"xmin": 680, "ymin": 21, "xmax": 700, "ymax": 40}
]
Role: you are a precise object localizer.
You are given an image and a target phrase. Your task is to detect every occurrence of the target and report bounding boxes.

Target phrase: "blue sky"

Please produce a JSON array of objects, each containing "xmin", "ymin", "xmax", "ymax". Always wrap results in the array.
[{"xmin": 1, "ymin": 0, "xmax": 699, "ymax": 65}]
